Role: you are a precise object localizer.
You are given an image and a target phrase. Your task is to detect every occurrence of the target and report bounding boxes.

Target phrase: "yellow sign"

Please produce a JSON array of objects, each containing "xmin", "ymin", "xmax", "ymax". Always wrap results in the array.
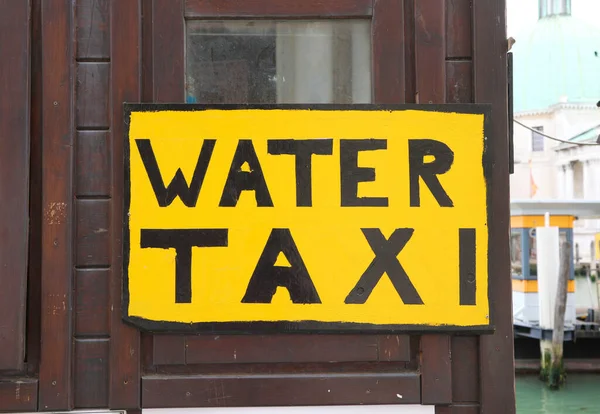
[
  {"xmin": 595, "ymin": 233, "xmax": 600, "ymax": 260},
  {"xmin": 123, "ymin": 104, "xmax": 492, "ymax": 333}
]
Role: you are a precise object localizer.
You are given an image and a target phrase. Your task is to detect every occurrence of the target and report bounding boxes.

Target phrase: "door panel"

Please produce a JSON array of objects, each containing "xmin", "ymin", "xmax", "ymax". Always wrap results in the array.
[
  {"xmin": 141, "ymin": 1, "xmax": 419, "ymax": 408},
  {"xmin": 0, "ymin": 0, "xmax": 512, "ymax": 412},
  {"xmin": 100, "ymin": 0, "xmax": 513, "ymax": 411},
  {"xmin": 183, "ymin": 335, "xmax": 410, "ymax": 364},
  {"xmin": 150, "ymin": 335, "xmax": 410, "ymax": 365},
  {"xmin": 0, "ymin": 0, "xmax": 30, "ymax": 372},
  {"xmin": 38, "ymin": 0, "xmax": 75, "ymax": 409},
  {"xmin": 110, "ymin": 0, "xmax": 142, "ymax": 409}
]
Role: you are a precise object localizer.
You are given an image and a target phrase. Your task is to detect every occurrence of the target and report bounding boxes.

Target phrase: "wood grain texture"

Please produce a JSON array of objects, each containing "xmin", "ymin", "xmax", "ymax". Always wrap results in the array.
[
  {"xmin": 0, "ymin": 0, "xmax": 30, "ymax": 372},
  {"xmin": 39, "ymin": 0, "xmax": 75, "ymax": 409},
  {"xmin": 76, "ymin": 199, "xmax": 110, "ymax": 266},
  {"xmin": 153, "ymin": 336, "xmax": 186, "ymax": 366},
  {"xmin": 446, "ymin": 31, "xmax": 478, "ymax": 410},
  {"xmin": 0, "ymin": 379, "xmax": 38, "ymax": 412},
  {"xmin": 473, "ymin": 0, "xmax": 516, "ymax": 413},
  {"xmin": 445, "ymin": 12, "xmax": 478, "ymax": 406},
  {"xmin": 75, "ymin": 269, "xmax": 110, "ymax": 336},
  {"xmin": 109, "ymin": 0, "xmax": 141, "ymax": 408},
  {"xmin": 446, "ymin": 61, "xmax": 473, "ymax": 103},
  {"xmin": 74, "ymin": 339, "xmax": 110, "ymax": 408},
  {"xmin": 153, "ymin": 0, "xmax": 184, "ymax": 102},
  {"xmin": 451, "ymin": 336, "xmax": 479, "ymax": 402},
  {"xmin": 144, "ymin": 0, "xmax": 189, "ymax": 378},
  {"xmin": 142, "ymin": 373, "xmax": 420, "ymax": 407},
  {"xmin": 153, "ymin": 361, "xmax": 411, "ymax": 376},
  {"xmin": 76, "ymin": 0, "xmax": 110, "ymax": 59},
  {"xmin": 185, "ymin": 0, "xmax": 373, "ymax": 18},
  {"xmin": 446, "ymin": 0, "xmax": 472, "ymax": 58},
  {"xmin": 76, "ymin": 131, "xmax": 111, "ymax": 196},
  {"xmin": 26, "ymin": 0, "xmax": 43, "ymax": 375},
  {"xmin": 436, "ymin": 404, "xmax": 480, "ymax": 414},
  {"xmin": 184, "ymin": 335, "xmax": 410, "ymax": 364},
  {"xmin": 405, "ymin": 335, "xmax": 420, "ymax": 371},
  {"xmin": 141, "ymin": 0, "xmax": 153, "ymax": 102},
  {"xmin": 414, "ymin": 1, "xmax": 452, "ymax": 406},
  {"xmin": 76, "ymin": 63, "xmax": 110, "ymax": 128},
  {"xmin": 372, "ymin": 0, "xmax": 405, "ymax": 104},
  {"xmin": 141, "ymin": 332, "xmax": 156, "ymax": 373},
  {"xmin": 420, "ymin": 335, "xmax": 452, "ymax": 405},
  {"xmin": 415, "ymin": 0, "xmax": 445, "ymax": 104},
  {"xmin": 403, "ymin": 0, "xmax": 416, "ymax": 103},
  {"xmin": 378, "ymin": 335, "xmax": 411, "ymax": 362}
]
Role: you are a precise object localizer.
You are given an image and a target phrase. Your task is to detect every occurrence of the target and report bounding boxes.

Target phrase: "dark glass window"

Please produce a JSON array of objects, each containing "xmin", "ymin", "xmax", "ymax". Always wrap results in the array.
[{"xmin": 186, "ymin": 20, "xmax": 372, "ymax": 105}]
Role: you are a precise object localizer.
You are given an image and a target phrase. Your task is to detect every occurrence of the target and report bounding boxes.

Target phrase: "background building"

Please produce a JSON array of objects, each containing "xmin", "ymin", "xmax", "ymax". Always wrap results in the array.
[{"xmin": 510, "ymin": 0, "xmax": 600, "ymax": 264}]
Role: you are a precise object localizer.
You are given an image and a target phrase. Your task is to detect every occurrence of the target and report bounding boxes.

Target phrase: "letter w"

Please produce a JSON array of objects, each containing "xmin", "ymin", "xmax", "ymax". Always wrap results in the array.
[{"xmin": 135, "ymin": 139, "xmax": 216, "ymax": 207}]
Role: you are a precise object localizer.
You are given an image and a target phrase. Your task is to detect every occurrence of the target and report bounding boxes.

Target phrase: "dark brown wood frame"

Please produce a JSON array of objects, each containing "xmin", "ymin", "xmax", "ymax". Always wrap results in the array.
[
  {"xmin": 185, "ymin": 0, "xmax": 374, "ymax": 18},
  {"xmin": 119, "ymin": 0, "xmax": 515, "ymax": 411},
  {"xmin": 110, "ymin": 0, "xmax": 142, "ymax": 409},
  {"xmin": 133, "ymin": 0, "xmax": 420, "ymax": 408},
  {"xmin": 0, "ymin": 0, "xmax": 515, "ymax": 412},
  {"xmin": 38, "ymin": 0, "xmax": 75, "ymax": 410},
  {"xmin": 473, "ymin": 1, "xmax": 516, "ymax": 412}
]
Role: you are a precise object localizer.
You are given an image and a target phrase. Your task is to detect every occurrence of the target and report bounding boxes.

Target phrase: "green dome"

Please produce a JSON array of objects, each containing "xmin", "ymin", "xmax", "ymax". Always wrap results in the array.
[{"xmin": 512, "ymin": 15, "xmax": 600, "ymax": 113}]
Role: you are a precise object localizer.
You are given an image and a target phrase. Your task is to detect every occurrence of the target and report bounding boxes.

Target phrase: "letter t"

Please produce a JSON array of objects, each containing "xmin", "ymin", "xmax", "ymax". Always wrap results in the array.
[{"xmin": 140, "ymin": 229, "xmax": 228, "ymax": 303}]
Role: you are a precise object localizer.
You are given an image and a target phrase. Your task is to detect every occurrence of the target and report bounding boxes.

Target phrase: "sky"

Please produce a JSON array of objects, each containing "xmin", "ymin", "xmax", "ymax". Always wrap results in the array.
[{"xmin": 507, "ymin": 0, "xmax": 600, "ymax": 38}]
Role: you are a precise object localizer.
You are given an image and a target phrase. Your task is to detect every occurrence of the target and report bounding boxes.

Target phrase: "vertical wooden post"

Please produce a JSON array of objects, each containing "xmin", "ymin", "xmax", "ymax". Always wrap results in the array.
[
  {"xmin": 547, "ymin": 240, "xmax": 570, "ymax": 389},
  {"xmin": 473, "ymin": 0, "xmax": 516, "ymax": 410},
  {"xmin": 39, "ymin": 0, "xmax": 75, "ymax": 409},
  {"xmin": 109, "ymin": 0, "xmax": 142, "ymax": 409},
  {"xmin": 537, "ymin": 215, "xmax": 558, "ymax": 382}
]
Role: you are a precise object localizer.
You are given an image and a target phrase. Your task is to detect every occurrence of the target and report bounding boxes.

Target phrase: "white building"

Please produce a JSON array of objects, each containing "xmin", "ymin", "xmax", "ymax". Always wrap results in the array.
[{"xmin": 510, "ymin": 0, "xmax": 600, "ymax": 264}]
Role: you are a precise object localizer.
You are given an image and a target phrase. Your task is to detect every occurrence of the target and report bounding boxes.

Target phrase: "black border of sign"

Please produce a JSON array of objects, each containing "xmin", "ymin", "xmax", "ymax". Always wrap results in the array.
[{"xmin": 122, "ymin": 103, "xmax": 493, "ymax": 335}]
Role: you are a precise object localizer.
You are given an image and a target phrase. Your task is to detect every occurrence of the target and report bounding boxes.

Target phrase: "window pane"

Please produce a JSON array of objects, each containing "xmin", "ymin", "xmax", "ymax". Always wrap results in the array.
[
  {"xmin": 185, "ymin": 20, "xmax": 372, "ymax": 105},
  {"xmin": 532, "ymin": 126, "xmax": 544, "ymax": 151},
  {"xmin": 510, "ymin": 230, "xmax": 522, "ymax": 276},
  {"xmin": 529, "ymin": 231, "xmax": 537, "ymax": 276}
]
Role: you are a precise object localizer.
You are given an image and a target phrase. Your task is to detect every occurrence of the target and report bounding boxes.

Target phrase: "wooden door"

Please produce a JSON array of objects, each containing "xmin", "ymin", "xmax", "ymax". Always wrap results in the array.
[
  {"xmin": 118, "ymin": 0, "xmax": 512, "ymax": 411},
  {"xmin": 2, "ymin": 0, "xmax": 515, "ymax": 413},
  {"xmin": 140, "ymin": 0, "xmax": 420, "ymax": 407}
]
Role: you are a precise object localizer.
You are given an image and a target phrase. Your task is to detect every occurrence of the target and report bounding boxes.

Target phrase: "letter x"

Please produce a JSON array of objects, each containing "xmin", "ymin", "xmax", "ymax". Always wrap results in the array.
[{"xmin": 345, "ymin": 228, "xmax": 423, "ymax": 305}]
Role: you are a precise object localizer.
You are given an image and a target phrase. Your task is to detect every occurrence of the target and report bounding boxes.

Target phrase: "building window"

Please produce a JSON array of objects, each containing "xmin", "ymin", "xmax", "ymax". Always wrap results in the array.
[
  {"xmin": 510, "ymin": 230, "xmax": 522, "ymax": 276},
  {"xmin": 185, "ymin": 20, "xmax": 372, "ymax": 105},
  {"xmin": 532, "ymin": 126, "xmax": 544, "ymax": 152}
]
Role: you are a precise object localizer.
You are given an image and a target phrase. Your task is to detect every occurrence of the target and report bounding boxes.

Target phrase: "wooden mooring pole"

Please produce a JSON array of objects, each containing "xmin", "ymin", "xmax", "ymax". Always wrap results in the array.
[{"xmin": 543, "ymin": 240, "xmax": 570, "ymax": 389}]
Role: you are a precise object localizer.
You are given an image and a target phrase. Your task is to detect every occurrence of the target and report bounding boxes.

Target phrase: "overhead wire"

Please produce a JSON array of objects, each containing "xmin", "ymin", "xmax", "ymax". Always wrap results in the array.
[{"xmin": 513, "ymin": 119, "xmax": 600, "ymax": 146}]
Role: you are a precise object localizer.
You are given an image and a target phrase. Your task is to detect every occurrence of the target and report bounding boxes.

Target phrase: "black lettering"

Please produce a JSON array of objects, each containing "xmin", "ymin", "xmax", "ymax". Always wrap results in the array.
[
  {"xmin": 135, "ymin": 139, "xmax": 215, "ymax": 207},
  {"xmin": 219, "ymin": 140, "xmax": 274, "ymax": 207},
  {"xmin": 241, "ymin": 228, "xmax": 321, "ymax": 304},
  {"xmin": 268, "ymin": 139, "xmax": 333, "ymax": 207},
  {"xmin": 345, "ymin": 228, "xmax": 423, "ymax": 304},
  {"xmin": 459, "ymin": 228, "xmax": 476, "ymax": 305},
  {"xmin": 408, "ymin": 139, "xmax": 454, "ymax": 207},
  {"xmin": 340, "ymin": 139, "xmax": 388, "ymax": 207},
  {"xmin": 140, "ymin": 229, "xmax": 228, "ymax": 303}
]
